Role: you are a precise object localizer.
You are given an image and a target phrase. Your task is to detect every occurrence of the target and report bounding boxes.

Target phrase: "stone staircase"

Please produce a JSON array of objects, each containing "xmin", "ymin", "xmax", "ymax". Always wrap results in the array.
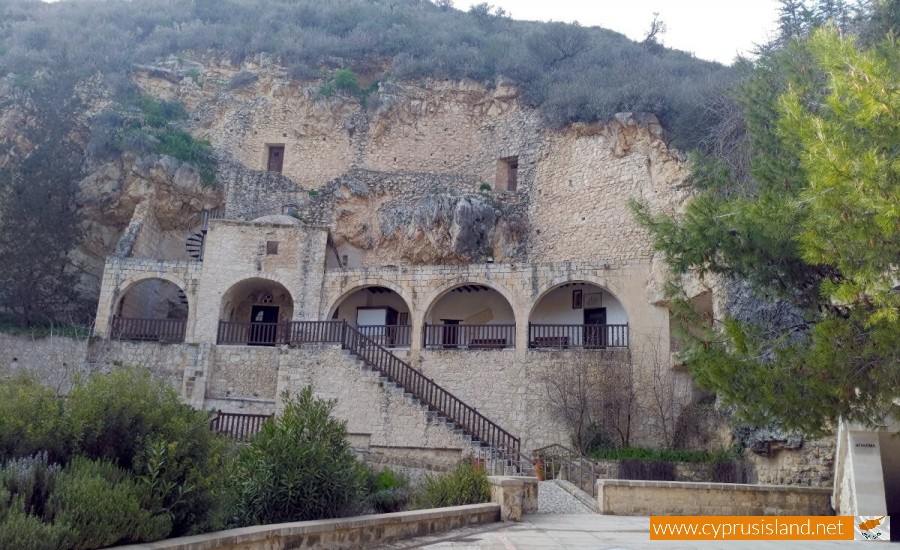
[{"xmin": 184, "ymin": 209, "xmax": 222, "ymax": 260}]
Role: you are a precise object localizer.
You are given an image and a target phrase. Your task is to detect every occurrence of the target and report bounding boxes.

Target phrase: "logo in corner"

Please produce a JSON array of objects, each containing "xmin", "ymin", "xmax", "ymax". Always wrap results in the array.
[{"xmin": 855, "ymin": 516, "xmax": 890, "ymax": 541}]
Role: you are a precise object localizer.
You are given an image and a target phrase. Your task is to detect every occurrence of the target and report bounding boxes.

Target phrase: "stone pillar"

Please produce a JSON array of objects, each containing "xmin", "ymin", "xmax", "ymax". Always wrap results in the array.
[{"xmin": 488, "ymin": 476, "xmax": 539, "ymax": 521}]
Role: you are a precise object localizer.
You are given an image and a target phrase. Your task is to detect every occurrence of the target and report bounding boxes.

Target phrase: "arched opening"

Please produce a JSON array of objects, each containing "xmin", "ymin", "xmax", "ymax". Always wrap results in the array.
[
  {"xmin": 423, "ymin": 284, "xmax": 515, "ymax": 350},
  {"xmin": 218, "ymin": 278, "xmax": 294, "ymax": 345},
  {"xmin": 112, "ymin": 278, "xmax": 188, "ymax": 342},
  {"xmin": 529, "ymin": 282, "xmax": 628, "ymax": 349},
  {"xmin": 329, "ymin": 286, "xmax": 412, "ymax": 348}
]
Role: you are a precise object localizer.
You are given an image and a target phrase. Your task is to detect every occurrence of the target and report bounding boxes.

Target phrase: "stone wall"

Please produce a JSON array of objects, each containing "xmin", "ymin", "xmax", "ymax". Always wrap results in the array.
[
  {"xmin": 192, "ymin": 219, "xmax": 328, "ymax": 341},
  {"xmin": 528, "ymin": 115, "xmax": 689, "ymax": 263},
  {"xmin": 747, "ymin": 437, "xmax": 835, "ymax": 487},
  {"xmin": 596, "ymin": 479, "xmax": 833, "ymax": 516},
  {"xmin": 0, "ymin": 333, "xmax": 195, "ymax": 396},
  {"xmin": 113, "ymin": 503, "xmax": 501, "ymax": 550},
  {"xmin": 207, "ymin": 346, "xmax": 279, "ymax": 402},
  {"xmin": 274, "ymin": 345, "xmax": 469, "ymax": 450}
]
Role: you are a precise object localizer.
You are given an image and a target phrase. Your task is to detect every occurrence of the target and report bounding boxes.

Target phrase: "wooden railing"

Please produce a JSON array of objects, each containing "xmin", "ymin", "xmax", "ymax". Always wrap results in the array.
[
  {"xmin": 343, "ymin": 323, "xmax": 520, "ymax": 456},
  {"xmin": 111, "ymin": 316, "xmax": 186, "ymax": 342},
  {"xmin": 423, "ymin": 323, "xmax": 515, "ymax": 350},
  {"xmin": 358, "ymin": 325, "xmax": 412, "ymax": 348},
  {"xmin": 209, "ymin": 410, "xmax": 272, "ymax": 442},
  {"xmin": 529, "ymin": 323, "xmax": 628, "ymax": 349},
  {"xmin": 217, "ymin": 320, "xmax": 344, "ymax": 345},
  {"xmin": 211, "ymin": 319, "xmax": 519, "ymax": 457}
]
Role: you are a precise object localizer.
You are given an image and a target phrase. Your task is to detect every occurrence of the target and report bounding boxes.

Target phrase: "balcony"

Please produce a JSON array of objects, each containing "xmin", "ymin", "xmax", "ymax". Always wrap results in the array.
[
  {"xmin": 111, "ymin": 316, "xmax": 186, "ymax": 343},
  {"xmin": 529, "ymin": 323, "xmax": 628, "ymax": 349},
  {"xmin": 423, "ymin": 323, "xmax": 516, "ymax": 350}
]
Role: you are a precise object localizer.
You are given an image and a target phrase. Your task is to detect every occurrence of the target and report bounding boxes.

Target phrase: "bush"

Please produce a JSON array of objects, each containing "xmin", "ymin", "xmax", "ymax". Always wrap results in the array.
[
  {"xmin": 0, "ymin": 453, "xmax": 61, "ymax": 520},
  {"xmin": 66, "ymin": 368, "xmax": 233, "ymax": 537},
  {"xmin": 0, "ymin": 377, "xmax": 66, "ymax": 462},
  {"xmin": 48, "ymin": 457, "xmax": 171, "ymax": 549},
  {"xmin": 0, "ymin": 506, "xmax": 72, "ymax": 550},
  {"xmin": 227, "ymin": 387, "xmax": 367, "ymax": 525},
  {"xmin": 617, "ymin": 459, "xmax": 677, "ymax": 481},
  {"xmin": 365, "ymin": 467, "xmax": 411, "ymax": 514},
  {"xmin": 225, "ymin": 70, "xmax": 257, "ymax": 90},
  {"xmin": 412, "ymin": 460, "xmax": 489, "ymax": 509}
]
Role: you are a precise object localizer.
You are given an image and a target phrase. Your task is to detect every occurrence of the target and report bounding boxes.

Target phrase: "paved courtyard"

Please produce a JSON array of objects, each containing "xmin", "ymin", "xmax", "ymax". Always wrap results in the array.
[{"xmin": 377, "ymin": 514, "xmax": 851, "ymax": 549}]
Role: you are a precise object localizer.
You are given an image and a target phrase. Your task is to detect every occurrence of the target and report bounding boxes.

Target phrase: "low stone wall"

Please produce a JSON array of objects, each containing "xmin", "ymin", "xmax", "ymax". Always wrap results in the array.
[
  {"xmin": 114, "ymin": 504, "xmax": 500, "ymax": 550},
  {"xmin": 596, "ymin": 480, "xmax": 833, "ymax": 516}
]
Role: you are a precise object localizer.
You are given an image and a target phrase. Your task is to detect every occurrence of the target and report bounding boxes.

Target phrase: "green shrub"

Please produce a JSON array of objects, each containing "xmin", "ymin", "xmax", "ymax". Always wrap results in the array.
[
  {"xmin": 589, "ymin": 446, "xmax": 735, "ymax": 463},
  {"xmin": 227, "ymin": 387, "xmax": 367, "ymax": 525},
  {"xmin": 479, "ymin": 183, "xmax": 492, "ymax": 192},
  {"xmin": 48, "ymin": 457, "xmax": 170, "ymax": 549},
  {"xmin": 320, "ymin": 68, "xmax": 360, "ymax": 98},
  {"xmin": 153, "ymin": 129, "xmax": 217, "ymax": 186},
  {"xmin": 0, "ymin": 377, "xmax": 66, "ymax": 462},
  {"xmin": 66, "ymin": 368, "xmax": 233, "ymax": 537},
  {"xmin": 412, "ymin": 460, "xmax": 489, "ymax": 509},
  {"xmin": 0, "ymin": 505, "xmax": 72, "ymax": 550},
  {"xmin": 366, "ymin": 467, "xmax": 410, "ymax": 514}
]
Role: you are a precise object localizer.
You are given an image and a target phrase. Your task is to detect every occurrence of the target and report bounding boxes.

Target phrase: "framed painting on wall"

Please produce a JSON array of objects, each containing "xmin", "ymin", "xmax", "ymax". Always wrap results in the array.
[{"xmin": 572, "ymin": 289, "xmax": 583, "ymax": 309}]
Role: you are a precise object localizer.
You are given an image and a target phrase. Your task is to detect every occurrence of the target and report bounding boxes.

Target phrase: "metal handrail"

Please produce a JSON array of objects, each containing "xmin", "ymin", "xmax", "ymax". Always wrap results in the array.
[
  {"xmin": 342, "ymin": 322, "xmax": 520, "ymax": 456},
  {"xmin": 533, "ymin": 444, "xmax": 601, "ymax": 498}
]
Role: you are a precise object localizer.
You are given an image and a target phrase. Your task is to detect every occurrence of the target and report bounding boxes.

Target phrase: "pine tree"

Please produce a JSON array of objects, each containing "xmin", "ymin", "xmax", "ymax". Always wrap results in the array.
[{"xmin": 633, "ymin": 26, "xmax": 899, "ymax": 434}]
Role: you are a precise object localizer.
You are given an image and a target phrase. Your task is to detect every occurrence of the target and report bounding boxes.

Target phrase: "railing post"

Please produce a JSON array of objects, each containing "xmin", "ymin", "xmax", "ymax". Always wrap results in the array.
[{"xmin": 341, "ymin": 320, "xmax": 348, "ymax": 349}]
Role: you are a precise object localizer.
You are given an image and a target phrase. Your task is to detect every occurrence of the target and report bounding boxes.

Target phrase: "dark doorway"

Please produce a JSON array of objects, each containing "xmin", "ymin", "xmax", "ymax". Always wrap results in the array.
[
  {"xmin": 250, "ymin": 305, "xmax": 279, "ymax": 345},
  {"xmin": 441, "ymin": 319, "xmax": 460, "ymax": 349},
  {"xmin": 267, "ymin": 145, "xmax": 284, "ymax": 173},
  {"xmin": 583, "ymin": 307, "xmax": 607, "ymax": 349}
]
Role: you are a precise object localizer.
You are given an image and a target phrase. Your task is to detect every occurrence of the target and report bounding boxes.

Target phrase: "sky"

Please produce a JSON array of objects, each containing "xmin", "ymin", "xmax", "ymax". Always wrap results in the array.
[{"xmin": 460, "ymin": 0, "xmax": 782, "ymax": 64}]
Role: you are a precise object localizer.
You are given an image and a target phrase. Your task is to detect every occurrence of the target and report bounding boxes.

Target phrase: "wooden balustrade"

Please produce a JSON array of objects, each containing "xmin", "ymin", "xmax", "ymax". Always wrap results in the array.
[
  {"xmin": 209, "ymin": 410, "xmax": 272, "ymax": 442},
  {"xmin": 111, "ymin": 316, "xmax": 186, "ymax": 342},
  {"xmin": 422, "ymin": 323, "xmax": 515, "ymax": 350},
  {"xmin": 529, "ymin": 323, "xmax": 628, "ymax": 349},
  {"xmin": 216, "ymin": 320, "xmax": 344, "ymax": 345},
  {"xmin": 342, "ymin": 323, "xmax": 519, "ymax": 455},
  {"xmin": 358, "ymin": 325, "xmax": 412, "ymax": 348}
]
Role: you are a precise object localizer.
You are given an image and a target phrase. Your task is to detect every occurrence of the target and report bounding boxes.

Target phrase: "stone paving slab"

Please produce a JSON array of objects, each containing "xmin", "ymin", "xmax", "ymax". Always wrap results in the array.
[{"xmin": 376, "ymin": 514, "xmax": 850, "ymax": 549}]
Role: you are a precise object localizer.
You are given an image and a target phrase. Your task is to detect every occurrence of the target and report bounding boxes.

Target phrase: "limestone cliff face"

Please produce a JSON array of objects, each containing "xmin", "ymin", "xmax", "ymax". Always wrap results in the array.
[
  {"xmin": 127, "ymin": 55, "xmax": 689, "ymax": 269},
  {"xmin": 2, "ymin": 54, "xmax": 691, "ymax": 299}
]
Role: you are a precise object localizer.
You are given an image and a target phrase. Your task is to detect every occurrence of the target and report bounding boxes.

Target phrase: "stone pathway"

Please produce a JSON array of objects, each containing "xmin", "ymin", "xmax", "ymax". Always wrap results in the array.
[
  {"xmin": 375, "ymin": 514, "xmax": 850, "ymax": 549},
  {"xmin": 537, "ymin": 480, "xmax": 594, "ymax": 514}
]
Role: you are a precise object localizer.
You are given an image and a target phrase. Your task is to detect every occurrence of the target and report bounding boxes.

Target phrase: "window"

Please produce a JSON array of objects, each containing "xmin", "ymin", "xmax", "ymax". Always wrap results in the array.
[
  {"xmin": 267, "ymin": 145, "xmax": 284, "ymax": 173},
  {"xmin": 495, "ymin": 156, "xmax": 518, "ymax": 191},
  {"xmin": 266, "ymin": 240, "xmax": 279, "ymax": 255}
]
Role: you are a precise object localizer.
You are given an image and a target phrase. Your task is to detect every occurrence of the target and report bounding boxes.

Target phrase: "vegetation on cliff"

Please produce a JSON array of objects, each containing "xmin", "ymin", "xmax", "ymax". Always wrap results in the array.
[
  {"xmin": 634, "ymin": 1, "xmax": 899, "ymax": 434},
  {"xmin": 0, "ymin": 0, "xmax": 730, "ymax": 147}
]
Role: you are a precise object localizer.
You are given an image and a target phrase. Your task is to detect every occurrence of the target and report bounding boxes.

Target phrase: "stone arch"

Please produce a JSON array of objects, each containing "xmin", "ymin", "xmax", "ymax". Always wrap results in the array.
[
  {"xmin": 528, "ymin": 275, "xmax": 631, "ymax": 322},
  {"xmin": 325, "ymin": 279, "xmax": 414, "ymax": 321},
  {"xmin": 528, "ymin": 277, "xmax": 631, "ymax": 348},
  {"xmin": 112, "ymin": 272, "xmax": 192, "ymax": 321},
  {"xmin": 421, "ymin": 278, "xmax": 521, "ymax": 321},
  {"xmin": 419, "ymin": 279, "xmax": 519, "ymax": 349},
  {"xmin": 219, "ymin": 277, "xmax": 295, "ymax": 324}
]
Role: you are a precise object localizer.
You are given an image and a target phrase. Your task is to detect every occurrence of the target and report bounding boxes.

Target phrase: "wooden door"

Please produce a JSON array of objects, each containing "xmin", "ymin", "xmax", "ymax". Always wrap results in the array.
[
  {"xmin": 583, "ymin": 307, "xmax": 607, "ymax": 348},
  {"xmin": 267, "ymin": 146, "xmax": 284, "ymax": 173},
  {"xmin": 250, "ymin": 305, "xmax": 279, "ymax": 345},
  {"xmin": 441, "ymin": 319, "xmax": 460, "ymax": 349}
]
